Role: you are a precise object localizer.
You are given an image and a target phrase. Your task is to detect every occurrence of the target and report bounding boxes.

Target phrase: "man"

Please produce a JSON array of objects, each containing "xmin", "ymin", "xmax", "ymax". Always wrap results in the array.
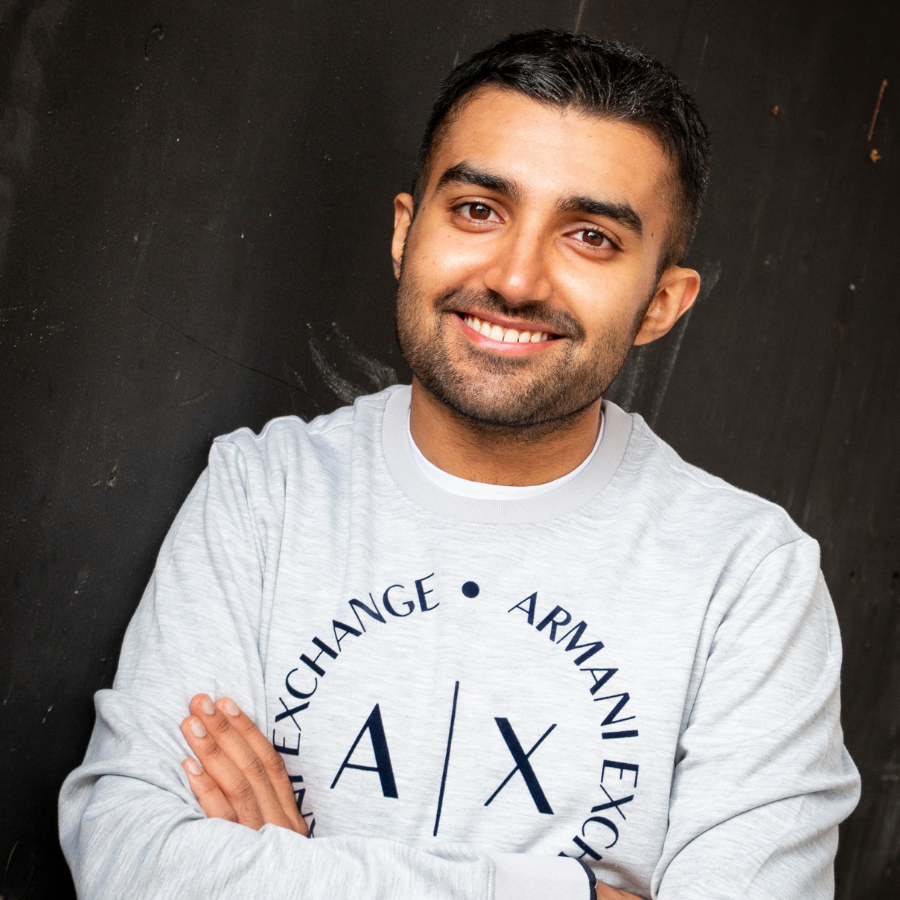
[{"xmin": 59, "ymin": 30, "xmax": 860, "ymax": 900}]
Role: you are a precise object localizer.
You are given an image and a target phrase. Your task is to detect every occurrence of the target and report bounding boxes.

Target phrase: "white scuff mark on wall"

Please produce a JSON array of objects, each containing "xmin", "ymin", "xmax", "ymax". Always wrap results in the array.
[
  {"xmin": 647, "ymin": 307, "xmax": 694, "ymax": 428},
  {"xmin": 609, "ymin": 344, "xmax": 647, "ymax": 413},
  {"xmin": 0, "ymin": 0, "xmax": 76, "ymax": 279},
  {"xmin": 309, "ymin": 321, "xmax": 398, "ymax": 404},
  {"xmin": 309, "ymin": 339, "xmax": 364, "ymax": 405},
  {"xmin": 647, "ymin": 260, "xmax": 722, "ymax": 428}
]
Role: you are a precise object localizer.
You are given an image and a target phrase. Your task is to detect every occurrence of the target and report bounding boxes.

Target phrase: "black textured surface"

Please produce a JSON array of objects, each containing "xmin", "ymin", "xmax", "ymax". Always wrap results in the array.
[{"xmin": 0, "ymin": 1, "xmax": 897, "ymax": 897}]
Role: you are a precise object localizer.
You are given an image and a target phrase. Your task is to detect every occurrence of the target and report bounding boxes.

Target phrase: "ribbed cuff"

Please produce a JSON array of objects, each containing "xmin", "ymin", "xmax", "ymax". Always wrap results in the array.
[
  {"xmin": 490, "ymin": 852, "xmax": 594, "ymax": 900},
  {"xmin": 576, "ymin": 858, "xmax": 597, "ymax": 897}
]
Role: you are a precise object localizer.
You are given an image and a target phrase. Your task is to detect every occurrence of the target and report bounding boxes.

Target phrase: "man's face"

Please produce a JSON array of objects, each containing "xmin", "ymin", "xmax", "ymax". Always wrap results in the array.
[{"xmin": 393, "ymin": 88, "xmax": 679, "ymax": 430}]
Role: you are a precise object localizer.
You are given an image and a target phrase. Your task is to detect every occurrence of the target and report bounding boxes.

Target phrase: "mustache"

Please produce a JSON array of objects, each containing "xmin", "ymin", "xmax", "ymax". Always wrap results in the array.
[{"xmin": 435, "ymin": 288, "xmax": 585, "ymax": 341}]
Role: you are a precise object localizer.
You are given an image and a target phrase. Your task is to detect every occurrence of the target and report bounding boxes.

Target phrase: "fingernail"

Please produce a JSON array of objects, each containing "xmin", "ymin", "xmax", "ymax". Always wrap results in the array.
[
  {"xmin": 184, "ymin": 758, "xmax": 202, "ymax": 776},
  {"xmin": 222, "ymin": 698, "xmax": 240, "ymax": 717},
  {"xmin": 199, "ymin": 696, "xmax": 215, "ymax": 716},
  {"xmin": 190, "ymin": 718, "xmax": 207, "ymax": 738}
]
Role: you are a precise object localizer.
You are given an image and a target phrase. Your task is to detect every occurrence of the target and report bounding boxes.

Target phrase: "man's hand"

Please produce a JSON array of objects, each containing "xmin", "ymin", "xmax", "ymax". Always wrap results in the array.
[
  {"xmin": 180, "ymin": 693, "xmax": 308, "ymax": 836},
  {"xmin": 595, "ymin": 884, "xmax": 643, "ymax": 900},
  {"xmin": 180, "ymin": 695, "xmax": 643, "ymax": 896}
]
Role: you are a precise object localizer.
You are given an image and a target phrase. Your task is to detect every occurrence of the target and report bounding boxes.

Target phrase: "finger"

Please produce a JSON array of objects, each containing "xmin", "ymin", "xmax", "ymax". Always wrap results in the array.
[
  {"xmin": 181, "ymin": 707, "xmax": 266, "ymax": 830},
  {"xmin": 216, "ymin": 696, "xmax": 308, "ymax": 836},
  {"xmin": 186, "ymin": 694, "xmax": 293, "ymax": 830},
  {"xmin": 182, "ymin": 757, "xmax": 238, "ymax": 823}
]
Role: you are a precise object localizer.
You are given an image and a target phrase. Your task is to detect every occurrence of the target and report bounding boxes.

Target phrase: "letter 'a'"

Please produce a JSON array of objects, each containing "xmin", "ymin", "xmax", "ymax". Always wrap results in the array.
[{"xmin": 330, "ymin": 704, "xmax": 399, "ymax": 798}]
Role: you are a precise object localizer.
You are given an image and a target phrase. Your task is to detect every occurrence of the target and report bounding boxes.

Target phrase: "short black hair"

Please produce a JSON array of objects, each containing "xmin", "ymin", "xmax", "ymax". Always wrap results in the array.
[{"xmin": 412, "ymin": 29, "xmax": 711, "ymax": 272}]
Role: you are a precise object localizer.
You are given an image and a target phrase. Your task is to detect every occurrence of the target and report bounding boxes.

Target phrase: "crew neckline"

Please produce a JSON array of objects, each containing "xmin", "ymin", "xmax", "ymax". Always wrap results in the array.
[
  {"xmin": 380, "ymin": 385, "xmax": 633, "ymax": 524},
  {"xmin": 407, "ymin": 410, "xmax": 605, "ymax": 500}
]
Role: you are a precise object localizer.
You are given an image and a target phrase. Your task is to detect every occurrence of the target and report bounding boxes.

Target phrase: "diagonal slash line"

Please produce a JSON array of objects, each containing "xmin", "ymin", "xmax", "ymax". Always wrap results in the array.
[
  {"xmin": 574, "ymin": 0, "xmax": 588, "ymax": 32},
  {"xmin": 867, "ymin": 78, "xmax": 888, "ymax": 142},
  {"xmin": 433, "ymin": 681, "xmax": 460, "ymax": 836},
  {"xmin": 484, "ymin": 721, "xmax": 557, "ymax": 808}
]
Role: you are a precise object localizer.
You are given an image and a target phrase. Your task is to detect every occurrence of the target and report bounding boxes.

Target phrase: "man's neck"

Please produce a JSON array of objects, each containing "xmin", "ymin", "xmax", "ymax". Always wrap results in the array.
[{"xmin": 408, "ymin": 379, "xmax": 603, "ymax": 487}]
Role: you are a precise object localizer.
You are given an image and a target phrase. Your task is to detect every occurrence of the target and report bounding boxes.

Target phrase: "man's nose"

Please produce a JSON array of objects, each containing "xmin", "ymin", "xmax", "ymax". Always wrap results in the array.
[{"xmin": 481, "ymin": 226, "xmax": 552, "ymax": 306}]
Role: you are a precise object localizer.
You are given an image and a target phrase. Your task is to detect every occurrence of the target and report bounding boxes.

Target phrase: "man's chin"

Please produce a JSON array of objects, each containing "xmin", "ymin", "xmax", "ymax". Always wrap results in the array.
[{"xmin": 420, "ymin": 376, "xmax": 598, "ymax": 434}]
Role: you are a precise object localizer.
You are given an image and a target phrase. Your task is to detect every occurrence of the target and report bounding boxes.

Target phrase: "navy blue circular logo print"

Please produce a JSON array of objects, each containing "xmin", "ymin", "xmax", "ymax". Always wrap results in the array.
[{"xmin": 461, "ymin": 581, "xmax": 480, "ymax": 598}]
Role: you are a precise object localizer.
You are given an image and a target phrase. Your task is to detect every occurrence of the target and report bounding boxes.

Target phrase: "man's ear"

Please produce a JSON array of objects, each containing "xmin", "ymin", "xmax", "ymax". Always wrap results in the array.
[
  {"xmin": 391, "ymin": 193, "xmax": 415, "ymax": 280},
  {"xmin": 633, "ymin": 266, "xmax": 701, "ymax": 346}
]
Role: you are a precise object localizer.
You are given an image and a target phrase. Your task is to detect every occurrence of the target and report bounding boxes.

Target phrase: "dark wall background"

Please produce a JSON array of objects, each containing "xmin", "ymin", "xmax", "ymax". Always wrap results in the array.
[{"xmin": 1, "ymin": 0, "xmax": 897, "ymax": 897}]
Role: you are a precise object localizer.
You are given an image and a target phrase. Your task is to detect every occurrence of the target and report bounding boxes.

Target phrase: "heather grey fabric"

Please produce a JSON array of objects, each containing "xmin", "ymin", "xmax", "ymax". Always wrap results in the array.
[{"xmin": 59, "ymin": 385, "xmax": 860, "ymax": 899}]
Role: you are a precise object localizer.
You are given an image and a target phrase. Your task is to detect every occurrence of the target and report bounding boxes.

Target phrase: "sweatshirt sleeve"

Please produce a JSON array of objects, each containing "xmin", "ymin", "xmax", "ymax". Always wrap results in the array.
[
  {"xmin": 58, "ymin": 437, "xmax": 591, "ymax": 900},
  {"xmin": 652, "ymin": 537, "xmax": 861, "ymax": 900}
]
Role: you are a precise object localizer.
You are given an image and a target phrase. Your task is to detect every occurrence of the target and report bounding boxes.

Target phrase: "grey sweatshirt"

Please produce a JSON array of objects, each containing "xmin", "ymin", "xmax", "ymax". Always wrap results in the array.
[{"xmin": 59, "ymin": 385, "xmax": 860, "ymax": 899}]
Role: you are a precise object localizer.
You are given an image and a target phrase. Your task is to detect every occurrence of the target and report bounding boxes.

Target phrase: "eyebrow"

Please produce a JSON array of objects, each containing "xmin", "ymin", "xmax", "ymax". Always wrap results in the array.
[
  {"xmin": 435, "ymin": 163, "xmax": 521, "ymax": 203},
  {"xmin": 557, "ymin": 196, "xmax": 644, "ymax": 238}
]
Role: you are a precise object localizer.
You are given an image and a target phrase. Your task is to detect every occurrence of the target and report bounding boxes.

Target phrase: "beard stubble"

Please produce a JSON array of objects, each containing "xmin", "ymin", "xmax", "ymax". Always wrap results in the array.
[{"xmin": 395, "ymin": 268, "xmax": 649, "ymax": 434}]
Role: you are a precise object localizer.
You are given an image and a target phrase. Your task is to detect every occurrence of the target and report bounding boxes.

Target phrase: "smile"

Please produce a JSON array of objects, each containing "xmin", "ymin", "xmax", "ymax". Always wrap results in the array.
[{"xmin": 461, "ymin": 313, "xmax": 555, "ymax": 344}]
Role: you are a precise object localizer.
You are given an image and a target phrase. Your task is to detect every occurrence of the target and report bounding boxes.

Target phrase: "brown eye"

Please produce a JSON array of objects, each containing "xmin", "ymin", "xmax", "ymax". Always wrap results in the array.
[
  {"xmin": 582, "ymin": 230, "xmax": 607, "ymax": 246},
  {"xmin": 469, "ymin": 203, "xmax": 492, "ymax": 220}
]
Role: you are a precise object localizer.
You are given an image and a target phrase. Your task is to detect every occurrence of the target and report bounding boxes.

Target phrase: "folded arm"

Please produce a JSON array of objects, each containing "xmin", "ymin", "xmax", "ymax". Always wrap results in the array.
[
  {"xmin": 59, "ymin": 441, "xmax": 595, "ymax": 900},
  {"xmin": 179, "ymin": 688, "xmax": 640, "ymax": 900}
]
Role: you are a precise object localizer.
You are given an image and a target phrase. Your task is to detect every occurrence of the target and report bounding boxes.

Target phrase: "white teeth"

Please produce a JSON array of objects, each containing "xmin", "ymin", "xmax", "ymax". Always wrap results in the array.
[{"xmin": 463, "ymin": 313, "xmax": 551, "ymax": 344}]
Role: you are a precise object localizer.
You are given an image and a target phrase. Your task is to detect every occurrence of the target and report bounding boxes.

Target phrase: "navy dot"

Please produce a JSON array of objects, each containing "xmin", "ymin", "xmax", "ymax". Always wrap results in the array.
[{"xmin": 461, "ymin": 581, "xmax": 480, "ymax": 598}]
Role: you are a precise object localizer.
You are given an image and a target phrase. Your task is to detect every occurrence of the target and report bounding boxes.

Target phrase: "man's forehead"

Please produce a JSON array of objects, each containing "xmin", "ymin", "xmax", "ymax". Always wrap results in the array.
[{"xmin": 428, "ymin": 88, "xmax": 674, "ymax": 213}]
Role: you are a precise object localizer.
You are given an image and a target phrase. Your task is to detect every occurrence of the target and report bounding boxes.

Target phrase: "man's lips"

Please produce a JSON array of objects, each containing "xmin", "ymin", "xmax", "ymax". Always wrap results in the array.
[{"xmin": 455, "ymin": 311, "xmax": 561, "ymax": 350}]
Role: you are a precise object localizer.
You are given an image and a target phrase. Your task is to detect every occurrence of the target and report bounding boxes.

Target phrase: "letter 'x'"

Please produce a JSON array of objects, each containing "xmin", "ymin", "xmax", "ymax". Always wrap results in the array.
[{"xmin": 485, "ymin": 718, "xmax": 556, "ymax": 814}]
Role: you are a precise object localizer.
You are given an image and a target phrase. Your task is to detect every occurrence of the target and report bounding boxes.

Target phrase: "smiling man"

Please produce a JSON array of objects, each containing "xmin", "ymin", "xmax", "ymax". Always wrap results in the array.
[
  {"xmin": 60, "ymin": 30, "xmax": 859, "ymax": 900},
  {"xmin": 394, "ymin": 87, "xmax": 698, "ymax": 487}
]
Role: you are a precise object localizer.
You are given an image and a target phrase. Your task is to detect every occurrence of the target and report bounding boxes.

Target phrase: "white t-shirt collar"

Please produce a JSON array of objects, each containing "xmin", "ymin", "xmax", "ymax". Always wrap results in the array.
[{"xmin": 407, "ymin": 411, "xmax": 605, "ymax": 501}]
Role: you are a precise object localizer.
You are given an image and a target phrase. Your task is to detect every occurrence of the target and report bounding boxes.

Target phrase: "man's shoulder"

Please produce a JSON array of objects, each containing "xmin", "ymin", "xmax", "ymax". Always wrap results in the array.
[
  {"xmin": 612, "ymin": 404, "xmax": 807, "ymax": 551},
  {"xmin": 209, "ymin": 385, "xmax": 404, "ymax": 471}
]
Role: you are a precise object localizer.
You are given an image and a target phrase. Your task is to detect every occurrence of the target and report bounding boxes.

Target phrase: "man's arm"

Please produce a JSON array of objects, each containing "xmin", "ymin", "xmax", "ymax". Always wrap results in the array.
[
  {"xmin": 180, "ymin": 690, "xmax": 642, "ymax": 900},
  {"xmin": 651, "ymin": 537, "xmax": 860, "ymax": 899},
  {"xmin": 59, "ymin": 436, "xmax": 595, "ymax": 900}
]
